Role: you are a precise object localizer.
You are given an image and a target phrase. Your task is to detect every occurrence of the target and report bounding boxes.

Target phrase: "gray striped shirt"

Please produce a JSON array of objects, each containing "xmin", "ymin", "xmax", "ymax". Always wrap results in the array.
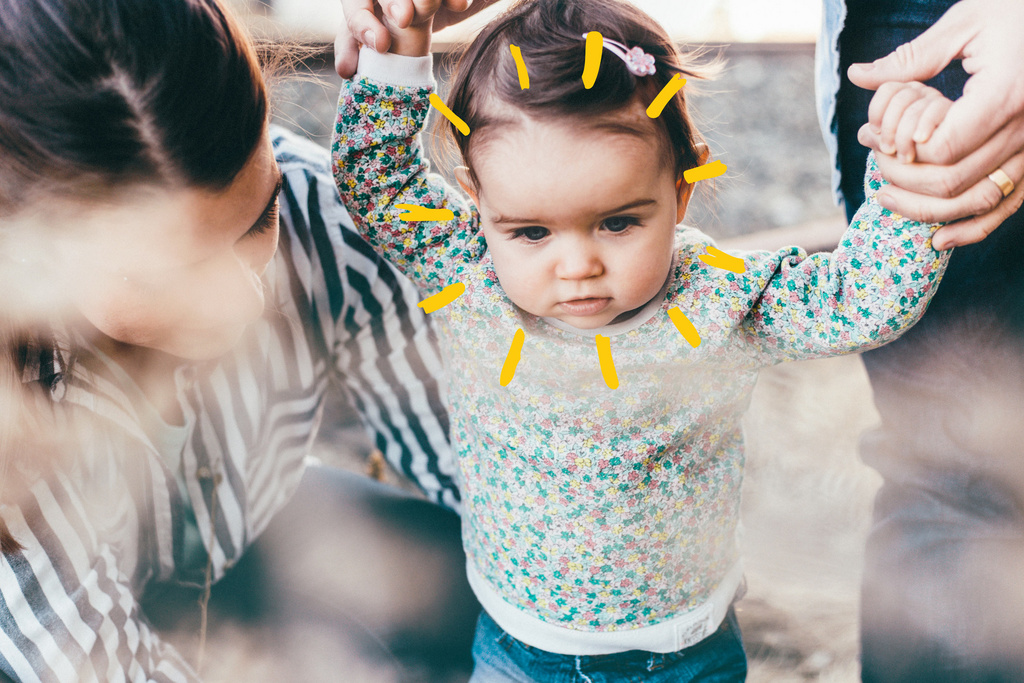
[{"xmin": 0, "ymin": 127, "xmax": 458, "ymax": 682}]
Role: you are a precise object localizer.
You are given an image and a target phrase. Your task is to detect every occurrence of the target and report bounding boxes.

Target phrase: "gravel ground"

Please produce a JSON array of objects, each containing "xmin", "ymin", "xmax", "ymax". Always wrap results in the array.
[{"xmin": 256, "ymin": 44, "xmax": 875, "ymax": 683}]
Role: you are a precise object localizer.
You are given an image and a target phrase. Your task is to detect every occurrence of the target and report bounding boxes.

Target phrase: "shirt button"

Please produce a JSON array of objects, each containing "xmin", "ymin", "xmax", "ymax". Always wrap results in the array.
[{"xmin": 196, "ymin": 466, "xmax": 212, "ymax": 480}]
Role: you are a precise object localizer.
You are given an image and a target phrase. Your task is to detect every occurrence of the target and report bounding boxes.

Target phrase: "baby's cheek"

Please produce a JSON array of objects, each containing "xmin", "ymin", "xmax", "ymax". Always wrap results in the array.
[{"xmin": 493, "ymin": 263, "xmax": 546, "ymax": 316}]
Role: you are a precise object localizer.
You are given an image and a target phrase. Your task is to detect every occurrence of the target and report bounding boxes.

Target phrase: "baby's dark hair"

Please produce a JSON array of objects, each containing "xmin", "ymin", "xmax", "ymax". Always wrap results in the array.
[{"xmin": 442, "ymin": 0, "xmax": 715, "ymax": 189}]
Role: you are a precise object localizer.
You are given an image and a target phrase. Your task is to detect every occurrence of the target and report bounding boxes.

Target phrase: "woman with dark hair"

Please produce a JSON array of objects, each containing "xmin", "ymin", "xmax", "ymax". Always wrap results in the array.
[{"xmin": 0, "ymin": 0, "xmax": 481, "ymax": 680}]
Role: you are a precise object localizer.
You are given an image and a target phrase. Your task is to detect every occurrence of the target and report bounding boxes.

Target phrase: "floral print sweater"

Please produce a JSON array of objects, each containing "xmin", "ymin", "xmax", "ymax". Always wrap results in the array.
[{"xmin": 331, "ymin": 54, "xmax": 949, "ymax": 638}]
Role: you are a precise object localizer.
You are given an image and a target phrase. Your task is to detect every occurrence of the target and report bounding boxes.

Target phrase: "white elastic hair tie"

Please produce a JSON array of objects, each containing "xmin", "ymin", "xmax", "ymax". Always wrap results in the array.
[{"xmin": 582, "ymin": 33, "xmax": 657, "ymax": 77}]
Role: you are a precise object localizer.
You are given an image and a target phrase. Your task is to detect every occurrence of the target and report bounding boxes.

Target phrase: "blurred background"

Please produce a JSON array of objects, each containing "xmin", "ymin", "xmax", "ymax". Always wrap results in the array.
[{"xmin": 196, "ymin": 2, "xmax": 879, "ymax": 681}]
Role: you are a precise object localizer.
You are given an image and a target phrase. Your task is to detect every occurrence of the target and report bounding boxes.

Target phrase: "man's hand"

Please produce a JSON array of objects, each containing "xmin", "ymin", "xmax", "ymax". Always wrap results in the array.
[
  {"xmin": 848, "ymin": 0, "xmax": 1024, "ymax": 248},
  {"xmin": 335, "ymin": 0, "xmax": 499, "ymax": 77}
]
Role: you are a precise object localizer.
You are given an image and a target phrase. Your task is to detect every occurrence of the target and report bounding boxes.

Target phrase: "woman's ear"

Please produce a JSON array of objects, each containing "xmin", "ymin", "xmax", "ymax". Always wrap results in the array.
[
  {"xmin": 675, "ymin": 144, "xmax": 711, "ymax": 223},
  {"xmin": 454, "ymin": 166, "xmax": 479, "ymax": 206}
]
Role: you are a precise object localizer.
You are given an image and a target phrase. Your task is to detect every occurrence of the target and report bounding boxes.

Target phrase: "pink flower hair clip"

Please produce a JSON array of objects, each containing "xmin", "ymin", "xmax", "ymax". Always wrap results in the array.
[{"xmin": 582, "ymin": 34, "xmax": 657, "ymax": 77}]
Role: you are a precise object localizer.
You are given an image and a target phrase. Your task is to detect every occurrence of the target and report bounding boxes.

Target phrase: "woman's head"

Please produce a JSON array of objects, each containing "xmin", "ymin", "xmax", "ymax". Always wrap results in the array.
[
  {"xmin": 0, "ymin": 0, "xmax": 280, "ymax": 359},
  {"xmin": 442, "ymin": 0, "xmax": 713, "ymax": 329}
]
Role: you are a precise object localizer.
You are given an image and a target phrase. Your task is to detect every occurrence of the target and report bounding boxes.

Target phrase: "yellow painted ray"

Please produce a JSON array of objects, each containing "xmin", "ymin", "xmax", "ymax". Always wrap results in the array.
[
  {"xmin": 683, "ymin": 159, "xmax": 727, "ymax": 184},
  {"xmin": 647, "ymin": 74, "xmax": 687, "ymax": 119},
  {"xmin": 418, "ymin": 282, "xmax": 465, "ymax": 314},
  {"xmin": 667, "ymin": 307, "xmax": 701, "ymax": 348},
  {"xmin": 500, "ymin": 328, "xmax": 526, "ymax": 386},
  {"xmin": 595, "ymin": 334, "xmax": 618, "ymax": 389},
  {"xmin": 582, "ymin": 31, "xmax": 603, "ymax": 89},
  {"xmin": 395, "ymin": 203, "xmax": 455, "ymax": 222},
  {"xmin": 429, "ymin": 93, "xmax": 470, "ymax": 135},
  {"xmin": 510, "ymin": 45, "xmax": 529, "ymax": 89},
  {"xmin": 698, "ymin": 245, "xmax": 746, "ymax": 274}
]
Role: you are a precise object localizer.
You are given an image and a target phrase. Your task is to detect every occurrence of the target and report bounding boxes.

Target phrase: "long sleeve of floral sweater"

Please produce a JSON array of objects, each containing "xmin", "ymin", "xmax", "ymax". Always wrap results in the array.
[
  {"xmin": 332, "ymin": 50, "xmax": 484, "ymax": 300},
  {"xmin": 332, "ymin": 50, "xmax": 950, "ymax": 367},
  {"xmin": 332, "ymin": 50, "xmax": 951, "ymax": 645}
]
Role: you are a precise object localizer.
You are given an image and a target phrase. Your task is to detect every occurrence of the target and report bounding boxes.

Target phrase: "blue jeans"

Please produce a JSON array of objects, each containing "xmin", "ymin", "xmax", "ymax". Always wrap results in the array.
[
  {"xmin": 838, "ymin": 2, "xmax": 1024, "ymax": 681},
  {"xmin": 468, "ymin": 609, "xmax": 747, "ymax": 683}
]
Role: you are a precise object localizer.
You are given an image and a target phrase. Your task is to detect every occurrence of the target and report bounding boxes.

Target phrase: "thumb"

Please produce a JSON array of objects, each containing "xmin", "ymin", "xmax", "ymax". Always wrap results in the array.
[{"xmin": 847, "ymin": 5, "xmax": 972, "ymax": 90}]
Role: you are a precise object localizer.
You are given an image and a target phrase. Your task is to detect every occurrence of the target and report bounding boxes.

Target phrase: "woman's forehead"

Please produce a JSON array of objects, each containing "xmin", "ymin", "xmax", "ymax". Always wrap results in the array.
[{"xmin": 53, "ymin": 136, "xmax": 280, "ymax": 272}]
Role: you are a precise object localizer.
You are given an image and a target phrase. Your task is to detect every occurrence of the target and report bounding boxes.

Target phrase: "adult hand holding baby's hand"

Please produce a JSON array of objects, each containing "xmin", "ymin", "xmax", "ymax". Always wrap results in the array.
[
  {"xmin": 848, "ymin": 0, "xmax": 1024, "ymax": 249},
  {"xmin": 336, "ymin": 0, "xmax": 495, "ymax": 77}
]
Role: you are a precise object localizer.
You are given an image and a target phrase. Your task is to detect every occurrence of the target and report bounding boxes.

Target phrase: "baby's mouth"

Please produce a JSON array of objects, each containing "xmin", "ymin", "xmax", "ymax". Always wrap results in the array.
[{"xmin": 559, "ymin": 297, "xmax": 611, "ymax": 316}]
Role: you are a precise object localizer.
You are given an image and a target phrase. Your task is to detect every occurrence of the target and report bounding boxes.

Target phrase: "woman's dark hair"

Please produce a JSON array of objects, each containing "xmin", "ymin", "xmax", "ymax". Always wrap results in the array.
[
  {"xmin": 0, "ymin": 0, "xmax": 268, "ymax": 213},
  {"xmin": 0, "ymin": 0, "xmax": 268, "ymax": 553},
  {"xmin": 441, "ymin": 0, "xmax": 715, "ymax": 188}
]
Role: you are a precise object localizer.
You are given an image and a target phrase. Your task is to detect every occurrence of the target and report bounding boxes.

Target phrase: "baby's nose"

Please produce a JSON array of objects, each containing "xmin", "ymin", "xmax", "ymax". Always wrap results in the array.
[{"xmin": 555, "ymin": 245, "xmax": 604, "ymax": 280}]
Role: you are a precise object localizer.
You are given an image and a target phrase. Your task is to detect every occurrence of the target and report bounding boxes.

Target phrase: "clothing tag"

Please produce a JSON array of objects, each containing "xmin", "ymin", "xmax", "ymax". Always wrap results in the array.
[{"xmin": 674, "ymin": 602, "xmax": 714, "ymax": 649}]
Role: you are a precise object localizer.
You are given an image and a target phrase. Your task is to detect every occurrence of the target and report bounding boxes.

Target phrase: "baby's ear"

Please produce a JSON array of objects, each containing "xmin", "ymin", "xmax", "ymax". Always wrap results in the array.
[
  {"xmin": 675, "ymin": 144, "xmax": 711, "ymax": 223},
  {"xmin": 454, "ymin": 166, "xmax": 480, "ymax": 206},
  {"xmin": 691, "ymin": 143, "xmax": 710, "ymax": 168}
]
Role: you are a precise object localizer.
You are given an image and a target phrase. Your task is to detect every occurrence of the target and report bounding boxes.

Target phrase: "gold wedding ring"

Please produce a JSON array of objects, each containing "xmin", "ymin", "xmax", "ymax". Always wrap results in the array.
[{"xmin": 988, "ymin": 168, "xmax": 1015, "ymax": 198}]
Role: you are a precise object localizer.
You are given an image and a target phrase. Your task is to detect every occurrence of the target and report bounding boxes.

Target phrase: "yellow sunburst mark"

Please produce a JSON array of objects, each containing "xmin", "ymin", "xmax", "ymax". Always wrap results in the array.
[
  {"xmin": 647, "ymin": 74, "xmax": 687, "ymax": 118},
  {"xmin": 510, "ymin": 45, "xmax": 530, "ymax": 90},
  {"xmin": 500, "ymin": 328, "xmax": 526, "ymax": 386},
  {"xmin": 429, "ymin": 93, "xmax": 470, "ymax": 135},
  {"xmin": 683, "ymin": 160, "xmax": 727, "ymax": 184},
  {"xmin": 595, "ymin": 334, "xmax": 618, "ymax": 389},
  {"xmin": 582, "ymin": 31, "xmax": 604, "ymax": 89},
  {"xmin": 667, "ymin": 307, "xmax": 701, "ymax": 347},
  {"xmin": 395, "ymin": 204, "xmax": 455, "ymax": 222},
  {"xmin": 698, "ymin": 246, "xmax": 746, "ymax": 274},
  {"xmin": 418, "ymin": 282, "xmax": 465, "ymax": 314}
]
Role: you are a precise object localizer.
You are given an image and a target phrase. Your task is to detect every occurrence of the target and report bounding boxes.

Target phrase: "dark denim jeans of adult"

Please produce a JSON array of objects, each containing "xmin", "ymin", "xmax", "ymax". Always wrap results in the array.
[
  {"xmin": 468, "ymin": 609, "xmax": 747, "ymax": 683},
  {"xmin": 839, "ymin": 1, "xmax": 1024, "ymax": 681}
]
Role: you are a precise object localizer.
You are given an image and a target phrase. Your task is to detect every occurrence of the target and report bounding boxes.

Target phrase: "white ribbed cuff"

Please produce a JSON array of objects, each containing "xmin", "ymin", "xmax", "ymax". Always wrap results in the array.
[{"xmin": 355, "ymin": 46, "xmax": 434, "ymax": 88}]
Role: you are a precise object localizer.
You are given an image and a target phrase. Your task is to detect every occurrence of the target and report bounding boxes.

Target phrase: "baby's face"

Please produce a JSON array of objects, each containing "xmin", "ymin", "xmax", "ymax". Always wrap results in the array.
[{"xmin": 463, "ymin": 111, "xmax": 692, "ymax": 329}]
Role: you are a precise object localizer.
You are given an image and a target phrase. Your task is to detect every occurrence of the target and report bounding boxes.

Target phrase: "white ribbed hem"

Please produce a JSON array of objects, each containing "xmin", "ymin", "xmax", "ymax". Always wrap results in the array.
[
  {"xmin": 466, "ymin": 560, "xmax": 745, "ymax": 655},
  {"xmin": 355, "ymin": 46, "xmax": 434, "ymax": 88}
]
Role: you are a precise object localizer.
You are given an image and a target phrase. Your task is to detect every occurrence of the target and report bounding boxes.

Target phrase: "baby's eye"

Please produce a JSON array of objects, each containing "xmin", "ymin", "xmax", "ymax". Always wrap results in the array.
[
  {"xmin": 513, "ymin": 226, "xmax": 550, "ymax": 242},
  {"xmin": 603, "ymin": 216, "xmax": 640, "ymax": 233}
]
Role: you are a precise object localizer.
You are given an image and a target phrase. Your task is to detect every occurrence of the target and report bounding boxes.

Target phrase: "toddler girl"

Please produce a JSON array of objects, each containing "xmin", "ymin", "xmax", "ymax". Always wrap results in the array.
[{"xmin": 332, "ymin": 0, "xmax": 951, "ymax": 679}]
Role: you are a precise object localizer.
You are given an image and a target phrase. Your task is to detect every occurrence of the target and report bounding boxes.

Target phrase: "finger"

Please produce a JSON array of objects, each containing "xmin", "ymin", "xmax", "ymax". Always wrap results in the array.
[
  {"xmin": 916, "ymin": 70, "xmax": 1023, "ymax": 165},
  {"xmin": 871, "ymin": 122, "xmax": 1024, "ymax": 198},
  {"xmin": 874, "ymin": 149, "xmax": 1024, "ymax": 224},
  {"xmin": 382, "ymin": 0, "xmax": 414, "ymax": 29},
  {"xmin": 345, "ymin": 5, "xmax": 392, "ymax": 54},
  {"xmin": 932, "ymin": 179, "xmax": 1024, "ymax": 250},
  {"xmin": 866, "ymin": 82, "xmax": 907, "ymax": 135},
  {"xmin": 912, "ymin": 96, "xmax": 953, "ymax": 145},
  {"xmin": 879, "ymin": 85, "xmax": 927, "ymax": 157},
  {"xmin": 894, "ymin": 98, "xmax": 932, "ymax": 163},
  {"xmin": 858, "ymin": 122, "xmax": 882, "ymax": 151},
  {"xmin": 434, "ymin": 0, "xmax": 495, "ymax": 31},
  {"xmin": 847, "ymin": 2, "xmax": 972, "ymax": 90},
  {"xmin": 334, "ymin": 28, "xmax": 360, "ymax": 78}
]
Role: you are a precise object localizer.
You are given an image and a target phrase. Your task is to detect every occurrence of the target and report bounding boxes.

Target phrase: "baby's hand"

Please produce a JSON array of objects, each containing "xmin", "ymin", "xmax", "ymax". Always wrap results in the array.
[
  {"xmin": 385, "ymin": 0, "xmax": 445, "ymax": 30},
  {"xmin": 378, "ymin": 0, "xmax": 444, "ymax": 57},
  {"xmin": 861, "ymin": 82, "xmax": 954, "ymax": 164},
  {"xmin": 337, "ymin": 0, "xmax": 482, "ymax": 76}
]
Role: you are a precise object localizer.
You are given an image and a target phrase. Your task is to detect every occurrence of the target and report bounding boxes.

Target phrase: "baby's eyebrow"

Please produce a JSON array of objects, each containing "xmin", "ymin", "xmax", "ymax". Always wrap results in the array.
[
  {"xmin": 597, "ymin": 198, "xmax": 659, "ymax": 215},
  {"xmin": 492, "ymin": 198, "xmax": 658, "ymax": 226}
]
